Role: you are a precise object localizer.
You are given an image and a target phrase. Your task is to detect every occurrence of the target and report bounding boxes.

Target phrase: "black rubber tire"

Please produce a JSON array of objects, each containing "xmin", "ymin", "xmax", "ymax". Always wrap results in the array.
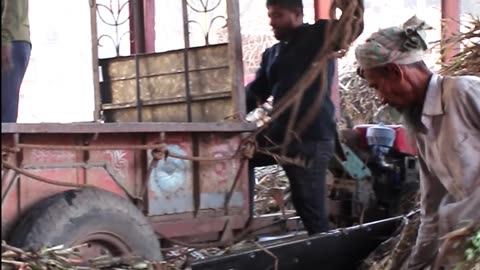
[{"xmin": 9, "ymin": 188, "xmax": 162, "ymax": 261}]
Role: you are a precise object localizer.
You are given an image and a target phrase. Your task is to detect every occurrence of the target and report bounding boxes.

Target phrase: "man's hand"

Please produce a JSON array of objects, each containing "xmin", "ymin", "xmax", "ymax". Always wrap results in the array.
[{"xmin": 2, "ymin": 44, "xmax": 13, "ymax": 71}]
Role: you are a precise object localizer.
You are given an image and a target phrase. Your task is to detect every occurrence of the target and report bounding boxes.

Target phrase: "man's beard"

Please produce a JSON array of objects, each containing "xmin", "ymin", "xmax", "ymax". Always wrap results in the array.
[
  {"xmin": 273, "ymin": 27, "xmax": 293, "ymax": 41},
  {"xmin": 274, "ymin": 30, "xmax": 288, "ymax": 41},
  {"xmin": 399, "ymin": 103, "xmax": 427, "ymax": 135}
]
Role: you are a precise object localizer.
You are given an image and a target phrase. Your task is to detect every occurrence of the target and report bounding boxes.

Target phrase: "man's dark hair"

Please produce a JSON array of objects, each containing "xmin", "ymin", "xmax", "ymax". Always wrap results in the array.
[{"xmin": 266, "ymin": 0, "xmax": 303, "ymax": 9}]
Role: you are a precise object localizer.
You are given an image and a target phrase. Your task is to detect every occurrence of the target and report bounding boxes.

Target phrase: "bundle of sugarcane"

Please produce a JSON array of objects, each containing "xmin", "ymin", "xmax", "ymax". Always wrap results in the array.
[
  {"xmin": 253, "ymin": 165, "xmax": 293, "ymax": 216},
  {"xmin": 1, "ymin": 241, "xmax": 178, "ymax": 270},
  {"xmin": 361, "ymin": 217, "xmax": 480, "ymax": 269},
  {"xmin": 435, "ymin": 224, "xmax": 480, "ymax": 270},
  {"xmin": 438, "ymin": 14, "xmax": 480, "ymax": 77},
  {"xmin": 359, "ymin": 209, "xmax": 421, "ymax": 270},
  {"xmin": 338, "ymin": 66, "xmax": 382, "ymax": 126}
]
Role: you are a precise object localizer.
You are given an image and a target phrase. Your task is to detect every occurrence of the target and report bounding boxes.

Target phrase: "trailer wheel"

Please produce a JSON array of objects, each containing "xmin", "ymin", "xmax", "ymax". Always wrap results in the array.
[{"xmin": 9, "ymin": 188, "xmax": 162, "ymax": 261}]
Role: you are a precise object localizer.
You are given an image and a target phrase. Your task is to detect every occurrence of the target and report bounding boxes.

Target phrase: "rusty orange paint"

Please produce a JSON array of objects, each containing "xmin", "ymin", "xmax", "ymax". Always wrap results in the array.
[
  {"xmin": 441, "ymin": 0, "xmax": 460, "ymax": 63},
  {"xmin": 314, "ymin": 0, "xmax": 333, "ymax": 20},
  {"xmin": 314, "ymin": 0, "xmax": 341, "ymax": 119}
]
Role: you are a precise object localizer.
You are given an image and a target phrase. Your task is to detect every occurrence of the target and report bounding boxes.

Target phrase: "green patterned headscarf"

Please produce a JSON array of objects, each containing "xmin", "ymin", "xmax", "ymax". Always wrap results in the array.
[{"xmin": 355, "ymin": 16, "xmax": 433, "ymax": 69}]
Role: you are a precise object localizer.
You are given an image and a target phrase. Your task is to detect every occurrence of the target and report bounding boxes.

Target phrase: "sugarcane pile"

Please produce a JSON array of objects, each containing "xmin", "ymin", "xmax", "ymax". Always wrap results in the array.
[
  {"xmin": 1, "ymin": 241, "xmax": 177, "ymax": 270},
  {"xmin": 360, "ymin": 200, "xmax": 421, "ymax": 270},
  {"xmin": 361, "ymin": 215, "xmax": 480, "ymax": 269},
  {"xmin": 437, "ymin": 225, "xmax": 480, "ymax": 270},
  {"xmin": 438, "ymin": 14, "xmax": 480, "ymax": 77},
  {"xmin": 1, "ymin": 241, "xmax": 226, "ymax": 270},
  {"xmin": 338, "ymin": 65, "xmax": 382, "ymax": 126},
  {"xmin": 253, "ymin": 165, "xmax": 294, "ymax": 216}
]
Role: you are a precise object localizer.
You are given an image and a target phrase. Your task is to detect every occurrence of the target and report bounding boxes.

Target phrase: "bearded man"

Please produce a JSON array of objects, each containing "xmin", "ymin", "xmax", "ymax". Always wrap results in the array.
[{"xmin": 355, "ymin": 16, "xmax": 480, "ymax": 269}]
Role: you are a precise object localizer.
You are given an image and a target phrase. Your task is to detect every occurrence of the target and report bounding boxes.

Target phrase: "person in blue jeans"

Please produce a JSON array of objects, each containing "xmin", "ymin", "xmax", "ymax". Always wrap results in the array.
[
  {"xmin": 2, "ymin": 0, "xmax": 31, "ymax": 123},
  {"xmin": 246, "ymin": 0, "xmax": 363, "ymax": 235}
]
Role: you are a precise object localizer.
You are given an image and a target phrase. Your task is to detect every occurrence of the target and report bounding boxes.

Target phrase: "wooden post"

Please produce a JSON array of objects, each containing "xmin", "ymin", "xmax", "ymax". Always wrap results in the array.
[
  {"xmin": 226, "ymin": 0, "xmax": 246, "ymax": 117},
  {"xmin": 441, "ymin": 0, "xmax": 460, "ymax": 63},
  {"xmin": 181, "ymin": 0, "xmax": 193, "ymax": 122},
  {"xmin": 89, "ymin": 0, "xmax": 102, "ymax": 121},
  {"xmin": 129, "ymin": 0, "xmax": 145, "ymax": 54},
  {"xmin": 314, "ymin": 0, "xmax": 341, "ymax": 121},
  {"xmin": 129, "ymin": 0, "xmax": 156, "ymax": 54},
  {"xmin": 143, "ymin": 0, "xmax": 156, "ymax": 53}
]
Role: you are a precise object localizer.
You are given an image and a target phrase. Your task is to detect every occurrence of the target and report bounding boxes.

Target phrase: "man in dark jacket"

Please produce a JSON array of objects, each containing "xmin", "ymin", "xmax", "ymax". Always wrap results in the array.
[{"xmin": 246, "ymin": 0, "xmax": 361, "ymax": 234}]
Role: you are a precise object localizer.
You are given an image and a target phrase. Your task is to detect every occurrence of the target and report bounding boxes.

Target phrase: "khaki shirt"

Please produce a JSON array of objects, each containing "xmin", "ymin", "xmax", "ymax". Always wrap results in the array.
[
  {"xmin": 408, "ymin": 74, "xmax": 480, "ymax": 269},
  {"xmin": 1, "ymin": 0, "xmax": 30, "ymax": 46}
]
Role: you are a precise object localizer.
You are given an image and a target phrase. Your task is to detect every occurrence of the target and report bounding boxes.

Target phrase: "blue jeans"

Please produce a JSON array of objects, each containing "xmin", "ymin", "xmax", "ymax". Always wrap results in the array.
[{"xmin": 2, "ymin": 41, "xmax": 31, "ymax": 123}]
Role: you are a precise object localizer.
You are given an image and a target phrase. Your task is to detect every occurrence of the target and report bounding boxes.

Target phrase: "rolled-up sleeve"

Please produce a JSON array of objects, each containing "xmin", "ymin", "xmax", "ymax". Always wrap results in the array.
[{"xmin": 407, "ymin": 156, "xmax": 447, "ymax": 270}]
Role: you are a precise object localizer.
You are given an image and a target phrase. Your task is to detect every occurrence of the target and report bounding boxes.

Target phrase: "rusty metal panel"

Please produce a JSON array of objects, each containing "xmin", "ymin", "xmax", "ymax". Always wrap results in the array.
[
  {"xmin": 2, "ymin": 171, "xmax": 19, "ymax": 237},
  {"xmin": 198, "ymin": 134, "xmax": 245, "ymax": 209},
  {"xmin": 85, "ymin": 135, "xmax": 141, "ymax": 194},
  {"xmin": 1, "ymin": 122, "xmax": 257, "ymax": 134},
  {"xmin": 1, "ymin": 133, "xmax": 142, "ymax": 238},
  {"xmin": 146, "ymin": 132, "xmax": 248, "ymax": 216},
  {"xmin": 102, "ymin": 44, "xmax": 228, "ymax": 81},
  {"xmin": 105, "ymin": 68, "xmax": 230, "ymax": 103},
  {"xmin": 1, "ymin": 180, "xmax": 19, "ymax": 237},
  {"xmin": 2, "ymin": 134, "xmax": 18, "ymax": 237},
  {"xmin": 19, "ymin": 169, "xmax": 77, "ymax": 210},
  {"xmin": 18, "ymin": 135, "xmax": 80, "ymax": 213},
  {"xmin": 105, "ymin": 98, "xmax": 233, "ymax": 123},
  {"xmin": 100, "ymin": 44, "xmax": 233, "ymax": 122},
  {"xmin": 147, "ymin": 133, "xmax": 195, "ymax": 215},
  {"xmin": 2, "ymin": 129, "xmax": 252, "ymax": 239},
  {"xmin": 151, "ymin": 216, "xmax": 238, "ymax": 239}
]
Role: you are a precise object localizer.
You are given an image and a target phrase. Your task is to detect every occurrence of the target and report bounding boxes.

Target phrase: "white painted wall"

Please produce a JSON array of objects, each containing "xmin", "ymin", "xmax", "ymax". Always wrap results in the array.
[{"xmin": 18, "ymin": 0, "xmax": 95, "ymax": 123}]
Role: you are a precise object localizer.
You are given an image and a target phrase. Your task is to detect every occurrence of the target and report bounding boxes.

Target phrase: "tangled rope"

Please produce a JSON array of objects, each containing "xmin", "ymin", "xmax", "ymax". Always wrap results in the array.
[
  {"xmin": 3, "ymin": 140, "xmax": 255, "ymax": 162},
  {"xmin": 1, "ymin": 138, "xmax": 256, "ymax": 204},
  {"xmin": 2, "ymin": 162, "xmax": 95, "ymax": 189}
]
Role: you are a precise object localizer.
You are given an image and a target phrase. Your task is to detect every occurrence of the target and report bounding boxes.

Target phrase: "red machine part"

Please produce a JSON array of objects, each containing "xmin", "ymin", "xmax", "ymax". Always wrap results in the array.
[{"xmin": 353, "ymin": 124, "xmax": 417, "ymax": 156}]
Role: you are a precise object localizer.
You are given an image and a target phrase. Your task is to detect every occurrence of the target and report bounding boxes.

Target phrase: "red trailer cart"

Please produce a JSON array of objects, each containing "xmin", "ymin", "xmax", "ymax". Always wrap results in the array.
[{"xmin": 1, "ymin": 0, "xmax": 298, "ymax": 260}]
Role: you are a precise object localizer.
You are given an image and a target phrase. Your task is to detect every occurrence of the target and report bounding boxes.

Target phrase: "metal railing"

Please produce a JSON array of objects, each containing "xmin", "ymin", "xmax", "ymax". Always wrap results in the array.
[{"xmin": 90, "ymin": 0, "xmax": 245, "ymax": 123}]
